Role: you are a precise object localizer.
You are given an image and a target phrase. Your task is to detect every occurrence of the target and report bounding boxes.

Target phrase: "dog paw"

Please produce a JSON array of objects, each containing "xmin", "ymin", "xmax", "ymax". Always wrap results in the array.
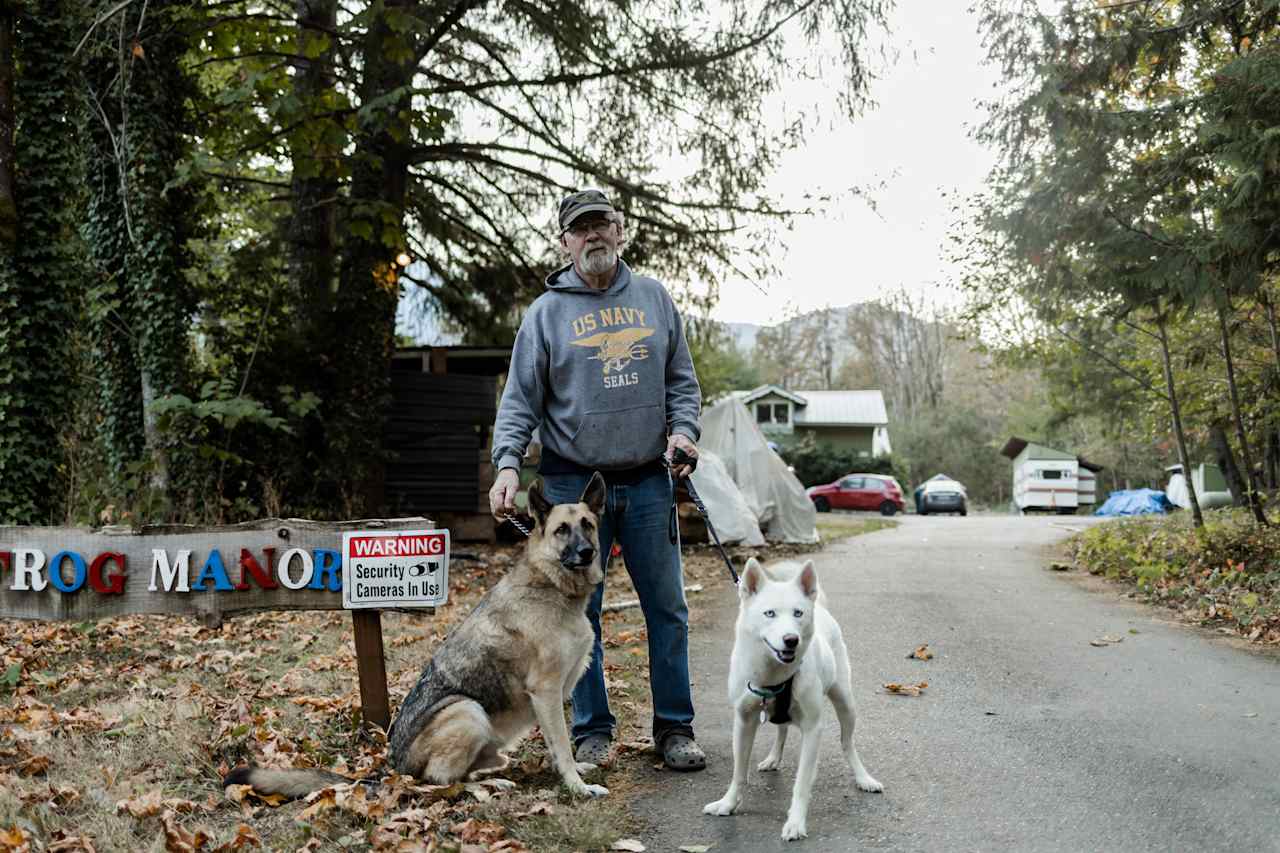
[
  {"xmin": 856, "ymin": 773, "xmax": 884, "ymax": 793},
  {"xmin": 756, "ymin": 755, "xmax": 781, "ymax": 772},
  {"xmin": 570, "ymin": 782, "xmax": 609, "ymax": 798},
  {"xmin": 781, "ymin": 818, "xmax": 808, "ymax": 841},
  {"xmin": 703, "ymin": 796, "xmax": 739, "ymax": 816},
  {"xmin": 574, "ymin": 762, "xmax": 598, "ymax": 775}
]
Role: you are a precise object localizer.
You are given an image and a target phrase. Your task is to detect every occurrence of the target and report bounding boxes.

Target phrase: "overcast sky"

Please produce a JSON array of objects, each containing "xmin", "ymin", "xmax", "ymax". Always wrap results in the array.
[
  {"xmin": 708, "ymin": 4, "xmax": 1001, "ymax": 327},
  {"xmin": 397, "ymin": 4, "xmax": 1002, "ymax": 341}
]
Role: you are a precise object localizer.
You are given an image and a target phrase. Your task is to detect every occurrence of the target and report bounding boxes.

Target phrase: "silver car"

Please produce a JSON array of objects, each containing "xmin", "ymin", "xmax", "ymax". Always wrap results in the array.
[{"xmin": 920, "ymin": 478, "xmax": 967, "ymax": 516}]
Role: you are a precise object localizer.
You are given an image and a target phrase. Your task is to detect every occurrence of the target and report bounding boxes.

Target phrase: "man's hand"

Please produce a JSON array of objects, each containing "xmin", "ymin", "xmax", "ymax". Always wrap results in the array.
[
  {"xmin": 666, "ymin": 434, "xmax": 698, "ymax": 480},
  {"xmin": 489, "ymin": 468, "xmax": 520, "ymax": 520}
]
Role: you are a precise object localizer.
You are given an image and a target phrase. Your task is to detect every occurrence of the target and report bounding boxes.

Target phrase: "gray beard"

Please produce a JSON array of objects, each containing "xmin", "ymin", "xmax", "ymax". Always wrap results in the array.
[{"xmin": 579, "ymin": 246, "xmax": 617, "ymax": 276}]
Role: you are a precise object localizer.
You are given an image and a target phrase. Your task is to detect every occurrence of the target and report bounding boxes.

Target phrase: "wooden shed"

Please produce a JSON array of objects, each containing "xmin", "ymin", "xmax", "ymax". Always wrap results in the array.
[{"xmin": 381, "ymin": 346, "xmax": 509, "ymax": 541}]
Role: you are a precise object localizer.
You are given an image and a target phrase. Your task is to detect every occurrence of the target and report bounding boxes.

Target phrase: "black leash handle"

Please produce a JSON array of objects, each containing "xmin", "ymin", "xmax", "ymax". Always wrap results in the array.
[{"xmin": 667, "ymin": 448, "xmax": 740, "ymax": 586}]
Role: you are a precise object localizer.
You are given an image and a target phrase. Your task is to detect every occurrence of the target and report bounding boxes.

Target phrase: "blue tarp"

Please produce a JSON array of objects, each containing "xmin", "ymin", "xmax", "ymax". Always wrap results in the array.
[{"xmin": 1094, "ymin": 488, "xmax": 1174, "ymax": 517}]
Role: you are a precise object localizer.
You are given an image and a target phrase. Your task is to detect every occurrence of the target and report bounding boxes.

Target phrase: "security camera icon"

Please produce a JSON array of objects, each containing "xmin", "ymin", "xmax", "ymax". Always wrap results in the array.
[{"xmin": 408, "ymin": 560, "xmax": 440, "ymax": 578}]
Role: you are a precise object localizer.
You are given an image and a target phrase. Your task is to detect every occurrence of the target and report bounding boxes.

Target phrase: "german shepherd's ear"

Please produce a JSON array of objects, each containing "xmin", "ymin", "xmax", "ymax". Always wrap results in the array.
[
  {"xmin": 579, "ymin": 471, "xmax": 606, "ymax": 517},
  {"xmin": 527, "ymin": 479, "xmax": 553, "ymax": 528}
]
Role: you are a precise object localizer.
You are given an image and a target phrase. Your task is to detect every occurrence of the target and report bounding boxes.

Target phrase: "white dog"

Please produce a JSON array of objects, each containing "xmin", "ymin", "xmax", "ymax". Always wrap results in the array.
[{"xmin": 703, "ymin": 557, "xmax": 882, "ymax": 841}]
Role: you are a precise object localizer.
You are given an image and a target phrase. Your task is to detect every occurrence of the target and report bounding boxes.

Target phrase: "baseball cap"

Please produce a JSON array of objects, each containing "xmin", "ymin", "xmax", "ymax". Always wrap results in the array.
[{"xmin": 558, "ymin": 189, "xmax": 617, "ymax": 232}]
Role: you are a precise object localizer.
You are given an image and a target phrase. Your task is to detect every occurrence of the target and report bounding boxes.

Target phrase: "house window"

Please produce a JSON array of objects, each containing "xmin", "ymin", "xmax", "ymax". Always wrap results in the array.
[{"xmin": 756, "ymin": 402, "xmax": 789, "ymax": 424}]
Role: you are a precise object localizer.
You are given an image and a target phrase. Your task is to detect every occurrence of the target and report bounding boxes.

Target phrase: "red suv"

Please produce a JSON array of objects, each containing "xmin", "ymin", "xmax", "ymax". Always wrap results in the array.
[{"xmin": 806, "ymin": 474, "xmax": 905, "ymax": 516}]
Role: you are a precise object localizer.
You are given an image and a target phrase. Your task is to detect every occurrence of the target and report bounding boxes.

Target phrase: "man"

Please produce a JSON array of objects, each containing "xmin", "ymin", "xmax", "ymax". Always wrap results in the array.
[{"xmin": 488, "ymin": 188, "xmax": 706, "ymax": 772}]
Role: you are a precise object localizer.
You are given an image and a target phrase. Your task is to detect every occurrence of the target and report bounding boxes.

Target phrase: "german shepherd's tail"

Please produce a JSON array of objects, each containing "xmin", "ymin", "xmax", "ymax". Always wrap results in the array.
[{"xmin": 222, "ymin": 765, "xmax": 359, "ymax": 800}]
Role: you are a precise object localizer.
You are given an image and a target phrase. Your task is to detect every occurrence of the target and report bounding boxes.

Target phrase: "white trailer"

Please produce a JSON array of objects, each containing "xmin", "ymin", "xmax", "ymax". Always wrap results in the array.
[
  {"xmin": 1000, "ymin": 437, "xmax": 1084, "ymax": 514},
  {"xmin": 1076, "ymin": 460, "xmax": 1103, "ymax": 509}
]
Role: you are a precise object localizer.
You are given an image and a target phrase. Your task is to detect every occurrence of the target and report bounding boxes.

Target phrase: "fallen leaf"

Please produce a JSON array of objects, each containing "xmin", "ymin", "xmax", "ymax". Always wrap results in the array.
[
  {"xmin": 612, "ymin": 841, "xmax": 646, "ymax": 852},
  {"xmin": 906, "ymin": 644, "xmax": 933, "ymax": 660},
  {"xmin": 210, "ymin": 823, "xmax": 260, "ymax": 852},
  {"xmin": 883, "ymin": 681, "xmax": 928, "ymax": 696},
  {"xmin": 47, "ymin": 831, "xmax": 97, "ymax": 853},
  {"xmin": 679, "ymin": 846, "xmax": 713, "ymax": 852},
  {"xmin": 296, "ymin": 790, "xmax": 336, "ymax": 821},
  {"xmin": 16, "ymin": 755, "xmax": 50, "ymax": 777},
  {"xmin": 0, "ymin": 825, "xmax": 32, "ymax": 852},
  {"xmin": 514, "ymin": 801, "xmax": 554, "ymax": 818},
  {"xmin": 453, "ymin": 818, "xmax": 506, "ymax": 845},
  {"xmin": 117, "ymin": 790, "xmax": 164, "ymax": 818},
  {"xmin": 159, "ymin": 810, "xmax": 212, "ymax": 853}
]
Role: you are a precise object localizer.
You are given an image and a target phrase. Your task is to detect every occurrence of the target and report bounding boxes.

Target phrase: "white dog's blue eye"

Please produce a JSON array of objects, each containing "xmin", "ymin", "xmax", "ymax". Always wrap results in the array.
[{"xmin": 763, "ymin": 609, "xmax": 776, "ymax": 618}]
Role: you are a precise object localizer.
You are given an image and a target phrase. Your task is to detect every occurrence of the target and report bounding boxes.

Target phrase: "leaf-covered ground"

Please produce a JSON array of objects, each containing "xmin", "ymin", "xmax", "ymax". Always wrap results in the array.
[
  {"xmin": 0, "ymin": 517, "xmax": 890, "ymax": 852},
  {"xmin": 1065, "ymin": 507, "xmax": 1280, "ymax": 645}
]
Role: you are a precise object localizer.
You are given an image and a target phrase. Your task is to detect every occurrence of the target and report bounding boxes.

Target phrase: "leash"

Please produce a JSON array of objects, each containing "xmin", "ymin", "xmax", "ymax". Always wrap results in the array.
[
  {"xmin": 498, "ymin": 450, "xmax": 740, "ymax": 587},
  {"xmin": 667, "ymin": 448, "xmax": 739, "ymax": 586}
]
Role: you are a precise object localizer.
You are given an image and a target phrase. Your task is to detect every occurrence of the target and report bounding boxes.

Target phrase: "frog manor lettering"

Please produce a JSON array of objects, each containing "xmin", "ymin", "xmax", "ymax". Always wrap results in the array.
[{"xmin": 0, "ymin": 546, "xmax": 344, "ymax": 596}]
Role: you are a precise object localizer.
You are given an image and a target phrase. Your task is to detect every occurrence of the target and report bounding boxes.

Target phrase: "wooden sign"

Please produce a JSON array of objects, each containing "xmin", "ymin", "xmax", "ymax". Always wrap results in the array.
[{"xmin": 0, "ymin": 517, "xmax": 436, "ymax": 732}]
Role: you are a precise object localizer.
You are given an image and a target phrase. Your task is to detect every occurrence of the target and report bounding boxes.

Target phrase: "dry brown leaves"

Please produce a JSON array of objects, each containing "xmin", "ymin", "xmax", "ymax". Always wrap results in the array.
[
  {"xmin": 906, "ymin": 644, "xmax": 933, "ymax": 660},
  {"xmin": 883, "ymin": 681, "xmax": 928, "ymax": 696}
]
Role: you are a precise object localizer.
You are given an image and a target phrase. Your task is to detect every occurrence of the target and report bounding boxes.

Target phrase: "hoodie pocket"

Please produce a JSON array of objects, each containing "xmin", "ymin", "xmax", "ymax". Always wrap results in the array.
[{"xmin": 570, "ymin": 405, "xmax": 667, "ymax": 468}]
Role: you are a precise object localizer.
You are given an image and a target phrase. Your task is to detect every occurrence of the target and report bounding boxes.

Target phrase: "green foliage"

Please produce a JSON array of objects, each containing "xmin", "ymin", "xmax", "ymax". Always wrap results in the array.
[
  {"xmin": 1067, "ymin": 509, "xmax": 1280, "ymax": 638},
  {"xmin": 0, "ymin": 1, "xmax": 84, "ymax": 524},
  {"xmin": 685, "ymin": 319, "xmax": 759, "ymax": 403},
  {"xmin": 779, "ymin": 432, "xmax": 902, "ymax": 489}
]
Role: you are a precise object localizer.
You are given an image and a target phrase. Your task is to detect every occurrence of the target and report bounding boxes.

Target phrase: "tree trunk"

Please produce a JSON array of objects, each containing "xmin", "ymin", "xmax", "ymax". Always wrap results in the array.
[
  {"xmin": 0, "ymin": 7, "xmax": 14, "ymax": 249},
  {"xmin": 1216, "ymin": 300, "xmax": 1268, "ymax": 524},
  {"xmin": 82, "ymin": 21, "xmax": 146, "ymax": 486},
  {"xmin": 329, "ymin": 0, "xmax": 420, "ymax": 510},
  {"xmin": 1208, "ymin": 421, "xmax": 1247, "ymax": 508},
  {"xmin": 1261, "ymin": 290, "xmax": 1280, "ymax": 385},
  {"xmin": 289, "ymin": 0, "xmax": 339, "ymax": 344},
  {"xmin": 1264, "ymin": 428, "xmax": 1279, "ymax": 492},
  {"xmin": 1157, "ymin": 317, "xmax": 1203, "ymax": 528}
]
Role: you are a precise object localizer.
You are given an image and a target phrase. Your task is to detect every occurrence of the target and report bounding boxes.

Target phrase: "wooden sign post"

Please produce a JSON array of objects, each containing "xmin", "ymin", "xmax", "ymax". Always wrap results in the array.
[
  {"xmin": 352, "ymin": 610, "xmax": 391, "ymax": 731},
  {"xmin": 0, "ymin": 517, "xmax": 447, "ymax": 733}
]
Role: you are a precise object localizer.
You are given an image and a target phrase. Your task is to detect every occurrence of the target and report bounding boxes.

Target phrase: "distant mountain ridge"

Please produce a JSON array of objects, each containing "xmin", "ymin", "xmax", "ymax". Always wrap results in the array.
[{"xmin": 721, "ymin": 304, "xmax": 867, "ymax": 367}]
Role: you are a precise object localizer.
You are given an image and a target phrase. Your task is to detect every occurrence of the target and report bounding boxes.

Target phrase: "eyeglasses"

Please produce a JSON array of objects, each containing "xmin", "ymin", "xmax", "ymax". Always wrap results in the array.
[{"xmin": 563, "ymin": 218, "xmax": 615, "ymax": 237}]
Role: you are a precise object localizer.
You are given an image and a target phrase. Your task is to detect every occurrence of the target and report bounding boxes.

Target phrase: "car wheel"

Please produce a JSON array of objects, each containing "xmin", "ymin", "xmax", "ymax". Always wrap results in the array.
[
  {"xmin": 813, "ymin": 496, "xmax": 830, "ymax": 513},
  {"xmin": 960, "ymin": 508, "xmax": 968, "ymax": 516},
  {"xmin": 879, "ymin": 501, "xmax": 897, "ymax": 517}
]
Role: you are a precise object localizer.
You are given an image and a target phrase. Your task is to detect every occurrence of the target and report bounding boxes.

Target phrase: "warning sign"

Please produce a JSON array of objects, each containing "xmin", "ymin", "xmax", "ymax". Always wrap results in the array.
[{"xmin": 341, "ymin": 529, "xmax": 449, "ymax": 609}]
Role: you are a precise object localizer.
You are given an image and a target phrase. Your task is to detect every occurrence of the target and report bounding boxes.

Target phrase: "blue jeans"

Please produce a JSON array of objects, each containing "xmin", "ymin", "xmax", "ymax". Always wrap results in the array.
[{"xmin": 540, "ymin": 469, "xmax": 695, "ymax": 746}]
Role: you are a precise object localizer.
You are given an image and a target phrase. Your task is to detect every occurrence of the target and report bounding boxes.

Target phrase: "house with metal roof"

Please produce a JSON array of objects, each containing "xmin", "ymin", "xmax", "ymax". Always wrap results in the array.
[{"xmin": 733, "ymin": 384, "xmax": 892, "ymax": 457}]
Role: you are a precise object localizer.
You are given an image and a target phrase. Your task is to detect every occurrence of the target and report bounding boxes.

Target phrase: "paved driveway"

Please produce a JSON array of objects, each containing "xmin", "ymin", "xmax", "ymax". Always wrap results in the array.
[{"xmin": 630, "ymin": 515, "xmax": 1280, "ymax": 852}]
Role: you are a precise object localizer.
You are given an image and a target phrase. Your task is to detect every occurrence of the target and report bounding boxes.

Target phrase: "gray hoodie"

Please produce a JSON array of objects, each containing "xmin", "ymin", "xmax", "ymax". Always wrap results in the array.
[{"xmin": 492, "ymin": 259, "xmax": 702, "ymax": 472}]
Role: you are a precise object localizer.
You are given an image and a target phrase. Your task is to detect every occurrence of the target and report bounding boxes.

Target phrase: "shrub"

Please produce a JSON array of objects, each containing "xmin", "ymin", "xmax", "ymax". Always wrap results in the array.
[
  {"xmin": 1066, "ymin": 508, "xmax": 1280, "ymax": 642},
  {"xmin": 778, "ymin": 433, "xmax": 903, "ymax": 488}
]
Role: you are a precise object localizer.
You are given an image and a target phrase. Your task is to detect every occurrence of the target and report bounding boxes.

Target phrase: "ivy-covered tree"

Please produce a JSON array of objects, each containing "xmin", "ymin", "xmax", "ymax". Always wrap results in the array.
[{"xmin": 0, "ymin": 2, "xmax": 83, "ymax": 523}]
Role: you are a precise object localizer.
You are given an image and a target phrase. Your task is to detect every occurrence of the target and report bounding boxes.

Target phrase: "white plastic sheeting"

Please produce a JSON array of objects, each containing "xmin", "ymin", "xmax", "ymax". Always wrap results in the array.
[
  {"xmin": 699, "ymin": 398, "xmax": 819, "ymax": 544},
  {"xmin": 687, "ymin": 450, "xmax": 766, "ymax": 546}
]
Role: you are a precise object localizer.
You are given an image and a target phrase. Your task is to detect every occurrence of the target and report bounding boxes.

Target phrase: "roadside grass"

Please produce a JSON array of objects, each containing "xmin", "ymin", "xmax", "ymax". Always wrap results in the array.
[
  {"xmin": 0, "ymin": 519, "xmax": 892, "ymax": 851},
  {"xmin": 816, "ymin": 516, "xmax": 899, "ymax": 545},
  {"xmin": 1064, "ymin": 507, "xmax": 1280, "ymax": 645}
]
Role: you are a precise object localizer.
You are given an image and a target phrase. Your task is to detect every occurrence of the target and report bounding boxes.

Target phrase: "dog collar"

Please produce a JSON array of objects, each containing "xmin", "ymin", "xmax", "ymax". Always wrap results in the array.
[{"xmin": 747, "ymin": 676, "xmax": 795, "ymax": 724}]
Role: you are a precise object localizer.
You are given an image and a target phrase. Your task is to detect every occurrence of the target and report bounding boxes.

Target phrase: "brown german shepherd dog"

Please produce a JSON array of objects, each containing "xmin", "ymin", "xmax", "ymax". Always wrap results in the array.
[{"xmin": 224, "ymin": 473, "xmax": 610, "ymax": 798}]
